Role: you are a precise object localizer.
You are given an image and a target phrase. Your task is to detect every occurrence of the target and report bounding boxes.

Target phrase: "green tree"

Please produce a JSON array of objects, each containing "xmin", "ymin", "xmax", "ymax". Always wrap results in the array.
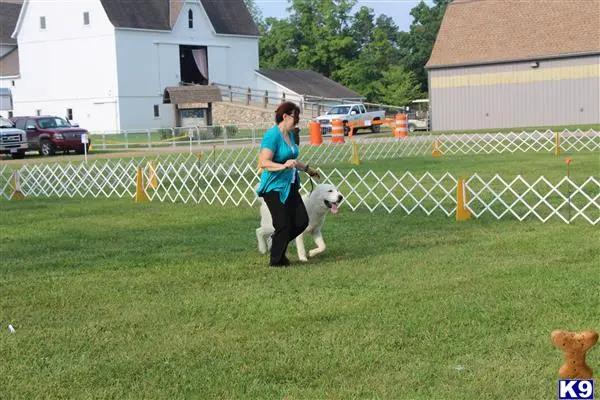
[
  {"xmin": 350, "ymin": 6, "xmax": 375, "ymax": 50},
  {"xmin": 259, "ymin": 17, "xmax": 297, "ymax": 68},
  {"xmin": 399, "ymin": 0, "xmax": 450, "ymax": 92},
  {"xmin": 333, "ymin": 11, "xmax": 403, "ymax": 102},
  {"xmin": 373, "ymin": 65, "xmax": 422, "ymax": 106},
  {"xmin": 288, "ymin": 0, "xmax": 357, "ymax": 77},
  {"xmin": 256, "ymin": 0, "xmax": 436, "ymax": 105}
]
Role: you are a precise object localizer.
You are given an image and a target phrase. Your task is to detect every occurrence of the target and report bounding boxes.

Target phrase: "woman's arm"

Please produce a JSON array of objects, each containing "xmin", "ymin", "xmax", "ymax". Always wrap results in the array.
[
  {"xmin": 258, "ymin": 148, "xmax": 297, "ymax": 171},
  {"xmin": 296, "ymin": 161, "xmax": 320, "ymax": 178}
]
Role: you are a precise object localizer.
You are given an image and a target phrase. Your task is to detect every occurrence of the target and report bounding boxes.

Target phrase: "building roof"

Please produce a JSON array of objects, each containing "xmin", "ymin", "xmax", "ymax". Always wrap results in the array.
[
  {"xmin": 0, "ymin": 1, "xmax": 23, "ymax": 45},
  {"xmin": 0, "ymin": 47, "xmax": 20, "ymax": 77},
  {"xmin": 199, "ymin": 0, "xmax": 260, "ymax": 36},
  {"xmin": 427, "ymin": 0, "xmax": 600, "ymax": 68},
  {"xmin": 163, "ymin": 85, "xmax": 223, "ymax": 104},
  {"xmin": 99, "ymin": 0, "xmax": 170, "ymax": 30},
  {"xmin": 257, "ymin": 69, "xmax": 362, "ymax": 99},
  {"xmin": 99, "ymin": 0, "xmax": 259, "ymax": 35}
]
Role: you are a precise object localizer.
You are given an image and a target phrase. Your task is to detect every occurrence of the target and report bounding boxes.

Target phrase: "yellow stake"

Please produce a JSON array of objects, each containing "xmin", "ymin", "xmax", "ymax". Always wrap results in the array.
[
  {"xmin": 10, "ymin": 170, "xmax": 25, "ymax": 200},
  {"xmin": 351, "ymin": 143, "xmax": 361, "ymax": 165},
  {"xmin": 456, "ymin": 177, "xmax": 472, "ymax": 222},
  {"xmin": 135, "ymin": 167, "xmax": 149, "ymax": 203},
  {"xmin": 432, "ymin": 140, "xmax": 443, "ymax": 157}
]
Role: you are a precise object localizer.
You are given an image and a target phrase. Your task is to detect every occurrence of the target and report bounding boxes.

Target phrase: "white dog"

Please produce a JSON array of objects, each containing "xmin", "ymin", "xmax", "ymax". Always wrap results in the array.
[{"xmin": 256, "ymin": 184, "xmax": 343, "ymax": 262}]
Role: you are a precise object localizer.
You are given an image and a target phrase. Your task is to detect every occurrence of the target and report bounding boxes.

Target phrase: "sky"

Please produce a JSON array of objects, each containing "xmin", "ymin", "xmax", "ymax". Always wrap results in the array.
[{"xmin": 256, "ymin": 0, "xmax": 434, "ymax": 32}]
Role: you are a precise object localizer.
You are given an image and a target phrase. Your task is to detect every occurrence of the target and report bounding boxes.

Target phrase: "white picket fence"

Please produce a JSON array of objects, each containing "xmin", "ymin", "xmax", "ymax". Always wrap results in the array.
[{"xmin": 1, "ymin": 161, "xmax": 598, "ymax": 225}]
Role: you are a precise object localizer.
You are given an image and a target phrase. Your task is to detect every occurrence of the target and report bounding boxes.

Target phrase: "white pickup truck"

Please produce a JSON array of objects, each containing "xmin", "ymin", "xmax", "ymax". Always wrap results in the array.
[
  {"xmin": 315, "ymin": 103, "xmax": 385, "ymax": 135},
  {"xmin": 0, "ymin": 117, "xmax": 28, "ymax": 159}
]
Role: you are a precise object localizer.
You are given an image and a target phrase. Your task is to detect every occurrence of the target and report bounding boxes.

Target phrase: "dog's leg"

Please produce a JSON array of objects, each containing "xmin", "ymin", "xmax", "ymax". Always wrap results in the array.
[
  {"xmin": 256, "ymin": 228, "xmax": 268, "ymax": 254},
  {"xmin": 308, "ymin": 230, "xmax": 326, "ymax": 258},
  {"xmin": 296, "ymin": 232, "xmax": 308, "ymax": 262}
]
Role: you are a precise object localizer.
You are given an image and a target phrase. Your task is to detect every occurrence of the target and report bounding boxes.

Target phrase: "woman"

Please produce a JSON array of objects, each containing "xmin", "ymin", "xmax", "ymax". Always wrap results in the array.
[{"xmin": 256, "ymin": 101, "xmax": 320, "ymax": 267}]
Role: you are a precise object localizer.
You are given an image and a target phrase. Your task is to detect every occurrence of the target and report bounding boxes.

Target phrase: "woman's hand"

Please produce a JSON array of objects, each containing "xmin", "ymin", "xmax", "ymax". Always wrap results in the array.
[
  {"xmin": 284, "ymin": 159, "xmax": 298, "ymax": 169},
  {"xmin": 259, "ymin": 149, "xmax": 297, "ymax": 172},
  {"xmin": 307, "ymin": 167, "xmax": 321, "ymax": 179}
]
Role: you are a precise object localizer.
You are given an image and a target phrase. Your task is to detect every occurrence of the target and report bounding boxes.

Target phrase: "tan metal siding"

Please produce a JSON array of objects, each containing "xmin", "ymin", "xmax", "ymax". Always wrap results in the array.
[{"xmin": 429, "ymin": 56, "xmax": 600, "ymax": 131}]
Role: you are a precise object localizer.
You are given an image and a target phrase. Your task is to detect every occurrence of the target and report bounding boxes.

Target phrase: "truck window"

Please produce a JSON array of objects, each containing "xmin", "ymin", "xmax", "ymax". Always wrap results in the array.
[
  {"xmin": 0, "ymin": 117, "xmax": 14, "ymax": 128},
  {"xmin": 350, "ymin": 106, "xmax": 359, "ymax": 114},
  {"xmin": 25, "ymin": 119, "xmax": 36, "ymax": 130},
  {"xmin": 14, "ymin": 119, "xmax": 25, "ymax": 130},
  {"xmin": 360, "ymin": 105, "xmax": 366, "ymax": 114},
  {"xmin": 327, "ymin": 106, "xmax": 351, "ymax": 115}
]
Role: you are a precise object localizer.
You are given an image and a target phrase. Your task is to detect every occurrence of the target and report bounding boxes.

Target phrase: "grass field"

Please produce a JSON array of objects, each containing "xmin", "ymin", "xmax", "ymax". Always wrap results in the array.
[
  {"xmin": 1, "ymin": 197, "xmax": 598, "ymax": 399},
  {"xmin": 1, "ymin": 143, "xmax": 599, "ymax": 398}
]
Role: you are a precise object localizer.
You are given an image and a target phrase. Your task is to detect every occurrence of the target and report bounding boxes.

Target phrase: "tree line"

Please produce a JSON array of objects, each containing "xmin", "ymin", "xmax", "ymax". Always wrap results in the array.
[{"xmin": 244, "ymin": 0, "xmax": 450, "ymax": 106}]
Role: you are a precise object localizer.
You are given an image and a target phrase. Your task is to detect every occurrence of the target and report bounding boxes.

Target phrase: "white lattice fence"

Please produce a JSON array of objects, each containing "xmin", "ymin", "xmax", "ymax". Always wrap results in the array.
[
  {"xmin": 17, "ymin": 161, "xmax": 137, "ymax": 199},
  {"xmin": 15, "ymin": 130, "xmax": 592, "ymax": 171},
  {"xmin": 132, "ymin": 129, "xmax": 600, "ymax": 166},
  {"xmin": 145, "ymin": 164, "xmax": 459, "ymax": 215},
  {"xmin": 467, "ymin": 174, "xmax": 600, "ymax": 224},
  {"xmin": 2, "ymin": 161, "xmax": 598, "ymax": 224},
  {"xmin": 0, "ymin": 164, "xmax": 12, "ymax": 200}
]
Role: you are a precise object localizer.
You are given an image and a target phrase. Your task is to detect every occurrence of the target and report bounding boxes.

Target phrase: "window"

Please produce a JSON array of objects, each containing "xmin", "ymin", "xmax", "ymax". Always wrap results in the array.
[
  {"xmin": 188, "ymin": 10, "xmax": 193, "ymax": 28},
  {"xmin": 36, "ymin": 109, "xmax": 42, "ymax": 116},
  {"xmin": 40, "ymin": 16, "xmax": 46, "ymax": 30},
  {"xmin": 153, "ymin": 105, "xmax": 160, "ymax": 118},
  {"xmin": 38, "ymin": 117, "xmax": 70, "ymax": 129},
  {"xmin": 8, "ymin": 111, "xmax": 13, "ymax": 119},
  {"xmin": 83, "ymin": 12, "xmax": 90, "ymax": 25},
  {"xmin": 25, "ymin": 119, "xmax": 36, "ymax": 130},
  {"xmin": 66, "ymin": 108, "xmax": 73, "ymax": 120},
  {"xmin": 14, "ymin": 119, "xmax": 25, "ymax": 130}
]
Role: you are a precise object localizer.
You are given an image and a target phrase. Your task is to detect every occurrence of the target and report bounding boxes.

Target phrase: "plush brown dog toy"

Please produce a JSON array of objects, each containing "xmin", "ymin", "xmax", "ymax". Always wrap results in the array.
[{"xmin": 551, "ymin": 329, "xmax": 598, "ymax": 379}]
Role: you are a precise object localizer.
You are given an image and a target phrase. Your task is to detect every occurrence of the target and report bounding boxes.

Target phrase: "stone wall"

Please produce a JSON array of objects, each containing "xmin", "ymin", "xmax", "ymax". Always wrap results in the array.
[
  {"xmin": 211, "ymin": 102, "xmax": 275, "ymax": 126},
  {"xmin": 211, "ymin": 101, "xmax": 314, "ymax": 127}
]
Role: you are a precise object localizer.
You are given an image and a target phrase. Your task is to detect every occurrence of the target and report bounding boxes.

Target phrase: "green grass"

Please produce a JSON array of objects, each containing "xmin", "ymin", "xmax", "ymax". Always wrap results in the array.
[
  {"xmin": 0, "ymin": 198, "xmax": 598, "ymax": 399},
  {"xmin": 335, "ymin": 151, "xmax": 599, "ymax": 181}
]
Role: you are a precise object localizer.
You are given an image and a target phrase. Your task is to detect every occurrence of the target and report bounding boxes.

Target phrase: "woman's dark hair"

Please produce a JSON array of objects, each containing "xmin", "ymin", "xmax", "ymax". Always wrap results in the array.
[
  {"xmin": 291, "ymin": 127, "xmax": 300, "ymax": 145},
  {"xmin": 275, "ymin": 101, "xmax": 300, "ymax": 125}
]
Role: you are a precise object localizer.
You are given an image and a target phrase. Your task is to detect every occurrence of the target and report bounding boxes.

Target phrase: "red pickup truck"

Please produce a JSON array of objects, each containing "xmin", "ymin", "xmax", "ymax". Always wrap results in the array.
[{"xmin": 11, "ymin": 115, "xmax": 90, "ymax": 156}]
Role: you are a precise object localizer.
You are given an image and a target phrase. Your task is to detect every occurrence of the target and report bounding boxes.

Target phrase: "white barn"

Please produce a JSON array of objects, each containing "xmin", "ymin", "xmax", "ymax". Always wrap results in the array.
[{"xmin": 0, "ymin": 0, "xmax": 260, "ymax": 132}]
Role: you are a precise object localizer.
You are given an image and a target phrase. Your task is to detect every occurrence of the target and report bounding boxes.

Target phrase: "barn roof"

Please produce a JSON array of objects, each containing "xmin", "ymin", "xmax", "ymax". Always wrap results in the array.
[
  {"xmin": 0, "ymin": 1, "xmax": 22, "ymax": 45},
  {"xmin": 99, "ymin": 0, "xmax": 259, "ymax": 35},
  {"xmin": 257, "ymin": 69, "xmax": 362, "ymax": 100},
  {"xmin": 427, "ymin": 0, "xmax": 600, "ymax": 68}
]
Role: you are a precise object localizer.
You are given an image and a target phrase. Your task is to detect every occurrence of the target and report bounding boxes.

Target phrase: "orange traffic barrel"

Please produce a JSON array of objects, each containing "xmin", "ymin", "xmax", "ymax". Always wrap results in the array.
[
  {"xmin": 331, "ymin": 119, "xmax": 345, "ymax": 144},
  {"xmin": 309, "ymin": 121, "xmax": 323, "ymax": 145},
  {"xmin": 395, "ymin": 114, "xmax": 408, "ymax": 138}
]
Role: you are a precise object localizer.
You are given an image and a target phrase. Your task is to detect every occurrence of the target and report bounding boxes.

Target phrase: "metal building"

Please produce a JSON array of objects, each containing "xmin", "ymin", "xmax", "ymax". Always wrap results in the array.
[{"xmin": 426, "ymin": 0, "xmax": 600, "ymax": 131}]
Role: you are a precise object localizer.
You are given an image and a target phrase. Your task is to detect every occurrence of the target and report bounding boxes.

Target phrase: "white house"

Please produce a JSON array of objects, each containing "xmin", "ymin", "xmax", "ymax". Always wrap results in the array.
[{"xmin": 0, "ymin": 0, "xmax": 260, "ymax": 132}]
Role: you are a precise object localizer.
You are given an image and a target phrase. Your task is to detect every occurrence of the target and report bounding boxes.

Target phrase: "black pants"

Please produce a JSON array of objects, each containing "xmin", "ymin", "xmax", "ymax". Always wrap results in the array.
[{"xmin": 262, "ymin": 184, "xmax": 309, "ymax": 264}]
